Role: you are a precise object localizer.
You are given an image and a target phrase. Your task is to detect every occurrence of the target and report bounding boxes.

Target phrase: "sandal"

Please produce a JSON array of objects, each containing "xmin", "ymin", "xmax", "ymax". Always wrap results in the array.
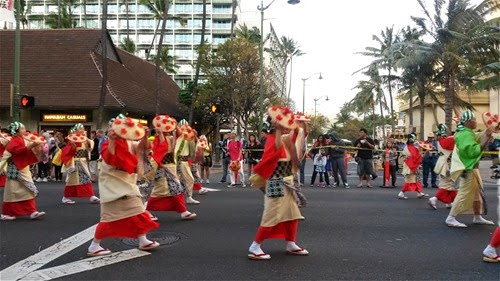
[
  {"xmin": 248, "ymin": 252, "xmax": 271, "ymax": 260},
  {"xmin": 87, "ymin": 248, "xmax": 112, "ymax": 257},
  {"xmin": 139, "ymin": 241, "xmax": 160, "ymax": 251}
]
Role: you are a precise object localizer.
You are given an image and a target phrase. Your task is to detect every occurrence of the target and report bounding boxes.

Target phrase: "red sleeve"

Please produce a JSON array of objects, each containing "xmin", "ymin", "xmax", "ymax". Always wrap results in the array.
[
  {"xmin": 439, "ymin": 137, "xmax": 455, "ymax": 151},
  {"xmin": 405, "ymin": 145, "xmax": 422, "ymax": 172},
  {"xmin": 152, "ymin": 137, "xmax": 168, "ymax": 167},
  {"xmin": 252, "ymin": 134, "xmax": 285, "ymax": 179},
  {"xmin": 61, "ymin": 143, "xmax": 77, "ymax": 165},
  {"xmin": 6, "ymin": 136, "xmax": 38, "ymax": 169},
  {"xmin": 101, "ymin": 138, "xmax": 138, "ymax": 174}
]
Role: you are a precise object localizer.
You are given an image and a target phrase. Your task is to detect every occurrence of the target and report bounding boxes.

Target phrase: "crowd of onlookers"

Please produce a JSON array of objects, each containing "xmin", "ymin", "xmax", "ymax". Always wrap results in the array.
[{"xmin": 27, "ymin": 129, "xmax": 106, "ymax": 183}]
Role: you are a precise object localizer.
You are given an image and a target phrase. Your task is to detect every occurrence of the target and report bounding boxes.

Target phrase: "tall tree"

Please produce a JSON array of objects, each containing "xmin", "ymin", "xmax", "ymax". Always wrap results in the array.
[
  {"xmin": 356, "ymin": 26, "xmax": 399, "ymax": 133},
  {"xmin": 409, "ymin": 0, "xmax": 500, "ymax": 129},
  {"xmin": 45, "ymin": 0, "xmax": 78, "ymax": 28},
  {"xmin": 188, "ymin": 0, "xmax": 207, "ymax": 124}
]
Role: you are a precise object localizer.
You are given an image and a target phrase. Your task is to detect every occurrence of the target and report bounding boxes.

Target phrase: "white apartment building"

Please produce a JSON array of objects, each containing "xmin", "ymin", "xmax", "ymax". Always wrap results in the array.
[
  {"xmin": 21, "ymin": 0, "xmax": 286, "ymax": 93},
  {"xmin": 24, "ymin": 0, "xmax": 239, "ymax": 87}
]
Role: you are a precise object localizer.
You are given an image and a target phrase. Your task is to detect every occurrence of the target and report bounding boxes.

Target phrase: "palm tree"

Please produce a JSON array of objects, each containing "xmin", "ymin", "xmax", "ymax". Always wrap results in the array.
[
  {"xmin": 188, "ymin": 0, "xmax": 207, "ymax": 124},
  {"xmin": 334, "ymin": 103, "xmax": 353, "ymax": 128},
  {"xmin": 149, "ymin": 46, "xmax": 179, "ymax": 74},
  {"xmin": 45, "ymin": 0, "xmax": 78, "ymax": 28},
  {"xmin": 140, "ymin": 0, "xmax": 186, "ymax": 61},
  {"xmin": 409, "ymin": 0, "xmax": 500, "ymax": 129},
  {"xmin": 352, "ymin": 64, "xmax": 389, "ymax": 138},
  {"xmin": 279, "ymin": 36, "xmax": 305, "ymax": 106},
  {"xmin": 119, "ymin": 37, "xmax": 137, "ymax": 53},
  {"xmin": 234, "ymin": 24, "xmax": 261, "ymax": 44},
  {"xmin": 13, "ymin": 0, "xmax": 30, "ymax": 29},
  {"xmin": 355, "ymin": 26, "xmax": 399, "ymax": 133}
]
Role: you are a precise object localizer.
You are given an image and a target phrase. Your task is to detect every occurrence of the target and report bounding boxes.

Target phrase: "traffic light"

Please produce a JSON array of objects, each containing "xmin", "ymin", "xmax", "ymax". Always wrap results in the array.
[
  {"xmin": 20, "ymin": 95, "xmax": 35, "ymax": 108},
  {"xmin": 210, "ymin": 103, "xmax": 220, "ymax": 113}
]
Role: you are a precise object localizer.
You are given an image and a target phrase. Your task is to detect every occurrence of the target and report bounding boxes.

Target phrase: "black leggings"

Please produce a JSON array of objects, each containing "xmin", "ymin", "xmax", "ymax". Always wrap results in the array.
[
  {"xmin": 311, "ymin": 171, "xmax": 330, "ymax": 185},
  {"xmin": 54, "ymin": 165, "xmax": 63, "ymax": 181}
]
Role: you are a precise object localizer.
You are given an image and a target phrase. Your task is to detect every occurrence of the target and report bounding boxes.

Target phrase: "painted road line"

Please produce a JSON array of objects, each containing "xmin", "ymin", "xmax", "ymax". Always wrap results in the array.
[
  {"xmin": 19, "ymin": 249, "xmax": 151, "ymax": 281},
  {"xmin": 0, "ymin": 224, "xmax": 97, "ymax": 281},
  {"xmin": 202, "ymin": 187, "xmax": 221, "ymax": 192}
]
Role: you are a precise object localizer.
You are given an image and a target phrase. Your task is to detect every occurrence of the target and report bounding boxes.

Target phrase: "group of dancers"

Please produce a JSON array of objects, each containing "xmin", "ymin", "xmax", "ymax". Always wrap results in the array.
[
  {"xmin": 0, "ymin": 106, "xmax": 311, "ymax": 260},
  {"xmin": 396, "ymin": 110, "xmax": 500, "ymax": 262}
]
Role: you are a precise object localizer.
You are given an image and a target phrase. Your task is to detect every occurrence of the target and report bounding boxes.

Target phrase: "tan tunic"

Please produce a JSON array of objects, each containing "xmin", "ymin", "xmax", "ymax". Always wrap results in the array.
[
  {"xmin": 260, "ymin": 134, "xmax": 301, "ymax": 227},
  {"xmin": 98, "ymin": 141, "xmax": 143, "ymax": 222}
]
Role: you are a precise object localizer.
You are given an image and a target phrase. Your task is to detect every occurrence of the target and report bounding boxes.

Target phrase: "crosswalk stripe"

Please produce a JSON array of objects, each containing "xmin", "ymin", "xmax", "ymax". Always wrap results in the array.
[
  {"xmin": 0, "ymin": 224, "xmax": 97, "ymax": 281},
  {"xmin": 19, "ymin": 249, "xmax": 151, "ymax": 281}
]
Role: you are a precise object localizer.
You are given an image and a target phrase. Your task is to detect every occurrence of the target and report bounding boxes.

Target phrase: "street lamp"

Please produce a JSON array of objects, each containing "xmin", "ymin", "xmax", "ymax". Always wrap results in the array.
[
  {"xmin": 258, "ymin": 0, "xmax": 300, "ymax": 133},
  {"xmin": 301, "ymin": 72, "xmax": 323, "ymax": 113},
  {"xmin": 313, "ymin": 95, "xmax": 329, "ymax": 127}
]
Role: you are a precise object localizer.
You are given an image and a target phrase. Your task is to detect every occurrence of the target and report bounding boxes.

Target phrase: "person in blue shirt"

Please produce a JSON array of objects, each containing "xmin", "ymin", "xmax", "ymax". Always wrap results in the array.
[{"xmin": 422, "ymin": 132, "xmax": 438, "ymax": 188}]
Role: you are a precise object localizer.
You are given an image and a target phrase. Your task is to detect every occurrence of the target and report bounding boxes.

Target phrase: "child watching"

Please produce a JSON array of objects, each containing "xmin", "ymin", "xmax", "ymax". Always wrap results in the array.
[{"xmin": 310, "ymin": 148, "xmax": 330, "ymax": 187}]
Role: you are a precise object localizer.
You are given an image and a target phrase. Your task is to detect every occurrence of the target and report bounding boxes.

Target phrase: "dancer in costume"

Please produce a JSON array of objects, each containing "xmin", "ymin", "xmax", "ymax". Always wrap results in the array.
[
  {"xmin": 482, "ymin": 174, "xmax": 500, "ymax": 262},
  {"xmin": 87, "ymin": 116, "xmax": 159, "ymax": 256},
  {"xmin": 292, "ymin": 113, "xmax": 310, "ymax": 207},
  {"xmin": 61, "ymin": 123, "xmax": 100, "ymax": 204},
  {"xmin": 175, "ymin": 120, "xmax": 200, "ymax": 204},
  {"xmin": 190, "ymin": 132, "xmax": 208, "ymax": 195},
  {"xmin": 398, "ymin": 133, "xmax": 428, "ymax": 199},
  {"xmin": 248, "ymin": 106, "xmax": 308, "ymax": 260},
  {"xmin": 445, "ymin": 110, "xmax": 494, "ymax": 227},
  {"xmin": 147, "ymin": 115, "xmax": 197, "ymax": 220},
  {"xmin": 1, "ymin": 122, "xmax": 46, "ymax": 220},
  {"xmin": 428, "ymin": 124, "xmax": 457, "ymax": 210},
  {"xmin": 0, "ymin": 129, "xmax": 11, "ymax": 188}
]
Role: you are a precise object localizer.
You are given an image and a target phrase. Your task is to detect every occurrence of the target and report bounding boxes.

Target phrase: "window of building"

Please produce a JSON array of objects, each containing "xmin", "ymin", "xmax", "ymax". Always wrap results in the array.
[
  {"xmin": 119, "ymin": 19, "xmax": 137, "ymax": 29},
  {"xmin": 174, "ymin": 3, "xmax": 192, "ymax": 13},
  {"xmin": 86, "ymin": 4, "xmax": 100, "ymax": 14},
  {"xmin": 137, "ymin": 19, "xmax": 154, "ymax": 29},
  {"xmin": 120, "ymin": 4, "xmax": 137, "ymax": 13},
  {"xmin": 213, "ymin": 20, "xmax": 230, "ymax": 29},
  {"xmin": 213, "ymin": 4, "xmax": 231, "ymax": 14}
]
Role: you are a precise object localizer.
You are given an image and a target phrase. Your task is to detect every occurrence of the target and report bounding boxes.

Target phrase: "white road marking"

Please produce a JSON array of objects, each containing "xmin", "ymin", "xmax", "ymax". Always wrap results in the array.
[
  {"xmin": 202, "ymin": 187, "xmax": 221, "ymax": 191},
  {"xmin": 19, "ymin": 249, "xmax": 151, "ymax": 281},
  {"xmin": 0, "ymin": 224, "xmax": 97, "ymax": 281}
]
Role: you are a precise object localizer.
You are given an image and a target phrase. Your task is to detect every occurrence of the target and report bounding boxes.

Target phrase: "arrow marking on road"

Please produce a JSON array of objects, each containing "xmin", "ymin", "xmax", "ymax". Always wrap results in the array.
[
  {"xmin": 19, "ymin": 249, "xmax": 151, "ymax": 281},
  {"xmin": 0, "ymin": 224, "xmax": 97, "ymax": 280}
]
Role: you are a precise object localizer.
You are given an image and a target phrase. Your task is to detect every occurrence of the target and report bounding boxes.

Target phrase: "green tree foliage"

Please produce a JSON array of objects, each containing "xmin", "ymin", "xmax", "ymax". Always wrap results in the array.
[
  {"xmin": 45, "ymin": 0, "xmax": 78, "ymax": 28},
  {"xmin": 119, "ymin": 37, "xmax": 137, "ymax": 53}
]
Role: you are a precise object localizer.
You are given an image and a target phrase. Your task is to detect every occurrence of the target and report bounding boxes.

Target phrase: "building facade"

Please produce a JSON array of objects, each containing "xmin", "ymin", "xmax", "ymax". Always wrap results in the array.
[{"xmin": 24, "ymin": 0, "xmax": 240, "ymax": 88}]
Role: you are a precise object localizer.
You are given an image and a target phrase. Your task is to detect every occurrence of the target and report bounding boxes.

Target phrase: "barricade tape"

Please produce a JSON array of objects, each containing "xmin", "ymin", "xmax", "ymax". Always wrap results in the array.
[{"xmin": 240, "ymin": 145, "xmax": 500, "ymax": 155}]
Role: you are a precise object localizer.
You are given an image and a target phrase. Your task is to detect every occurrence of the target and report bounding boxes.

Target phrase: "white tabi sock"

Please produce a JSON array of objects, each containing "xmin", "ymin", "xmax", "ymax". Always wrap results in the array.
[{"xmin": 249, "ymin": 241, "xmax": 264, "ymax": 255}]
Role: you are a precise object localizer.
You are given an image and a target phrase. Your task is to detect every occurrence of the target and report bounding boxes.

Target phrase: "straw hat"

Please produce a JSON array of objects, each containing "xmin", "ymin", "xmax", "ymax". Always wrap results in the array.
[
  {"xmin": 294, "ymin": 113, "xmax": 311, "ymax": 123},
  {"xmin": 23, "ymin": 132, "xmax": 47, "ymax": 144},
  {"xmin": 153, "ymin": 115, "xmax": 177, "ymax": 132},
  {"xmin": 229, "ymin": 160, "xmax": 241, "ymax": 171},
  {"xmin": 67, "ymin": 132, "xmax": 88, "ymax": 143},
  {"xmin": 197, "ymin": 137, "xmax": 208, "ymax": 149},
  {"xmin": 267, "ymin": 106, "xmax": 297, "ymax": 129},
  {"xmin": 110, "ymin": 117, "xmax": 146, "ymax": 141},
  {"xmin": 178, "ymin": 124, "xmax": 195, "ymax": 141},
  {"xmin": 0, "ymin": 132, "xmax": 11, "ymax": 141},
  {"xmin": 482, "ymin": 111, "xmax": 499, "ymax": 126}
]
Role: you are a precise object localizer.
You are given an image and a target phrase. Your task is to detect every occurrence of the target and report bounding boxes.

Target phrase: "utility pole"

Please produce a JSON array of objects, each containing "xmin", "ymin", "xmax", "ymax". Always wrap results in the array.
[{"xmin": 13, "ymin": 0, "xmax": 22, "ymax": 121}]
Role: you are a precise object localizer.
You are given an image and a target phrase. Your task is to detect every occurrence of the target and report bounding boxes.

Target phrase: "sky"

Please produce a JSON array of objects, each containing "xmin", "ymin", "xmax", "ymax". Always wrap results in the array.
[{"xmin": 239, "ymin": 0, "xmax": 483, "ymax": 121}]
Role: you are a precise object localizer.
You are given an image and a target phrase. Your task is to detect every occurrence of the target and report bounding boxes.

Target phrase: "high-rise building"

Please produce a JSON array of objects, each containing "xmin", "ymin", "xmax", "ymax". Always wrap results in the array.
[{"xmin": 24, "ymin": 0, "xmax": 239, "ymax": 88}]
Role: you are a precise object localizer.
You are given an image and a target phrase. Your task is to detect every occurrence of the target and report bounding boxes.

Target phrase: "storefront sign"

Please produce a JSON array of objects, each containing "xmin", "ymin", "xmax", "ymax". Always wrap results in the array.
[{"xmin": 42, "ymin": 114, "xmax": 88, "ymax": 122}]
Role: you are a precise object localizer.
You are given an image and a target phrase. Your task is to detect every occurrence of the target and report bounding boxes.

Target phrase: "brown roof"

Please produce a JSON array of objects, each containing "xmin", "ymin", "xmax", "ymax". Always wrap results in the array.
[{"xmin": 0, "ymin": 29, "xmax": 182, "ymax": 116}]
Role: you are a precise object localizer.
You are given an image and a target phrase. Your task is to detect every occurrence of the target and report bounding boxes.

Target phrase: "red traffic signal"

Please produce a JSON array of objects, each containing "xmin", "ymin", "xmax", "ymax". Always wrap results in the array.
[{"xmin": 20, "ymin": 95, "xmax": 35, "ymax": 108}]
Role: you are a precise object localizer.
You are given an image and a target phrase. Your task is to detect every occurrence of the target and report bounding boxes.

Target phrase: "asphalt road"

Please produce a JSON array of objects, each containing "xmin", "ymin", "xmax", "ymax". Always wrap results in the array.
[{"xmin": 0, "ymin": 160, "xmax": 499, "ymax": 280}]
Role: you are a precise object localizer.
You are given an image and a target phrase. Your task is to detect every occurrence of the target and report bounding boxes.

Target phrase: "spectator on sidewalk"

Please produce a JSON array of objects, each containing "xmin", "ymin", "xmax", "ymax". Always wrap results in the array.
[
  {"xmin": 328, "ymin": 131, "xmax": 348, "ymax": 188},
  {"xmin": 219, "ymin": 133, "xmax": 230, "ymax": 183},
  {"xmin": 354, "ymin": 128, "xmax": 376, "ymax": 188}
]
